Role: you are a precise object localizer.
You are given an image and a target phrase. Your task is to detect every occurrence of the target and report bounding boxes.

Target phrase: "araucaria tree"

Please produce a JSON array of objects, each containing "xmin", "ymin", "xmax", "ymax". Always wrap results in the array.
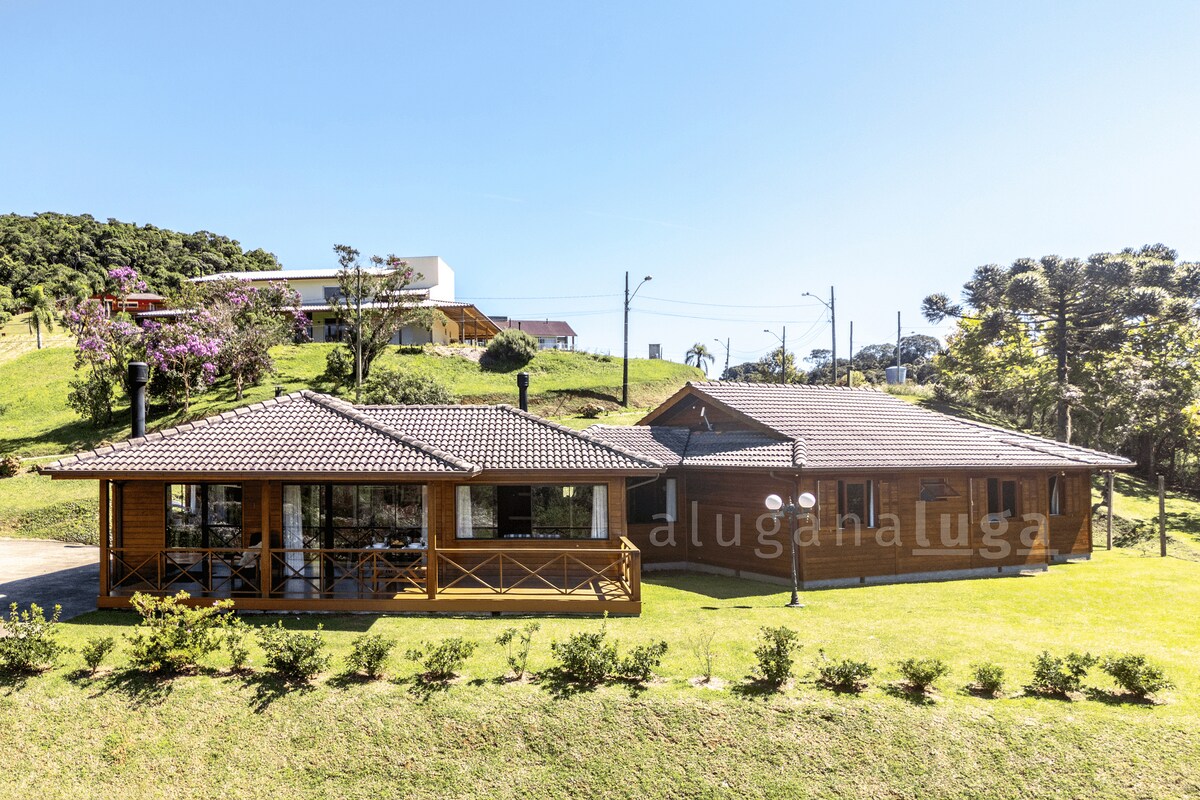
[
  {"xmin": 924, "ymin": 245, "xmax": 1200, "ymax": 470},
  {"xmin": 327, "ymin": 244, "xmax": 443, "ymax": 384}
]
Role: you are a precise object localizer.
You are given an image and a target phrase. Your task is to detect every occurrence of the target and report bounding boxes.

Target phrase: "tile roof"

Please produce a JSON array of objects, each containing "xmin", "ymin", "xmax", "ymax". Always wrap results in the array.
[
  {"xmin": 612, "ymin": 382, "xmax": 1131, "ymax": 471},
  {"xmin": 40, "ymin": 393, "xmax": 662, "ymax": 478},
  {"xmin": 365, "ymin": 405, "xmax": 662, "ymax": 472},
  {"xmin": 493, "ymin": 319, "xmax": 578, "ymax": 338},
  {"xmin": 586, "ymin": 426, "xmax": 802, "ymax": 470}
]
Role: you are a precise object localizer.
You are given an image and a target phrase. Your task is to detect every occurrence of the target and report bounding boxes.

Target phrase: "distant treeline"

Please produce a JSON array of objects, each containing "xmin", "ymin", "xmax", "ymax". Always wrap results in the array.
[{"xmin": 0, "ymin": 212, "xmax": 280, "ymax": 300}]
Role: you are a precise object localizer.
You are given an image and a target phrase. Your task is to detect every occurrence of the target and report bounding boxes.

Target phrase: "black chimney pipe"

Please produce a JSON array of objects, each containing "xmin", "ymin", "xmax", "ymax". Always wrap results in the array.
[
  {"xmin": 129, "ymin": 361, "xmax": 149, "ymax": 439},
  {"xmin": 517, "ymin": 372, "xmax": 530, "ymax": 412}
]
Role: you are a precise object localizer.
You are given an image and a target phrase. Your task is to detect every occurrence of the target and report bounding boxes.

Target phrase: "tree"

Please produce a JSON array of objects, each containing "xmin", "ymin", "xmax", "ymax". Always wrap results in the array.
[
  {"xmin": 143, "ymin": 313, "xmax": 223, "ymax": 413},
  {"xmin": 721, "ymin": 347, "xmax": 800, "ymax": 383},
  {"xmin": 199, "ymin": 277, "xmax": 306, "ymax": 400},
  {"xmin": 923, "ymin": 245, "xmax": 1200, "ymax": 443},
  {"xmin": 0, "ymin": 286, "xmax": 14, "ymax": 326},
  {"xmin": 684, "ymin": 343, "xmax": 715, "ymax": 375},
  {"xmin": 63, "ymin": 298, "xmax": 143, "ymax": 425},
  {"xmin": 23, "ymin": 285, "xmax": 56, "ymax": 349},
  {"xmin": 327, "ymin": 245, "xmax": 442, "ymax": 389}
]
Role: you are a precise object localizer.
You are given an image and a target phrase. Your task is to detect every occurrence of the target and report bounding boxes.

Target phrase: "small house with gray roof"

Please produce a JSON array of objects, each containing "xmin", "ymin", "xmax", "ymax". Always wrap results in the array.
[{"xmin": 588, "ymin": 382, "xmax": 1132, "ymax": 589}]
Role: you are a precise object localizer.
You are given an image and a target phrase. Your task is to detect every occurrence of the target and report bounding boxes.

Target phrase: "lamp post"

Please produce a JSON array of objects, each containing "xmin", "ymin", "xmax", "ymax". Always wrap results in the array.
[
  {"xmin": 713, "ymin": 337, "xmax": 730, "ymax": 377},
  {"xmin": 763, "ymin": 327, "xmax": 787, "ymax": 384},
  {"xmin": 764, "ymin": 491, "xmax": 816, "ymax": 607},
  {"xmin": 622, "ymin": 271, "xmax": 652, "ymax": 407},
  {"xmin": 802, "ymin": 286, "xmax": 836, "ymax": 385}
]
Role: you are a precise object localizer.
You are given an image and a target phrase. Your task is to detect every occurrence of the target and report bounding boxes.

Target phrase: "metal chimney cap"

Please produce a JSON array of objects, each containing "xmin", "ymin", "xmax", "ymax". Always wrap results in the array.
[
  {"xmin": 517, "ymin": 372, "xmax": 530, "ymax": 387},
  {"xmin": 129, "ymin": 361, "xmax": 150, "ymax": 384}
]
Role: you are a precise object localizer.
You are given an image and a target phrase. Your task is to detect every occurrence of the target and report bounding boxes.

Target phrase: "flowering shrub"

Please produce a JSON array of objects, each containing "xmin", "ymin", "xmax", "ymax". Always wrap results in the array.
[
  {"xmin": 64, "ymin": 297, "xmax": 144, "ymax": 424},
  {"xmin": 0, "ymin": 603, "xmax": 66, "ymax": 674},
  {"xmin": 126, "ymin": 591, "xmax": 234, "ymax": 673},
  {"xmin": 143, "ymin": 314, "xmax": 222, "ymax": 412}
]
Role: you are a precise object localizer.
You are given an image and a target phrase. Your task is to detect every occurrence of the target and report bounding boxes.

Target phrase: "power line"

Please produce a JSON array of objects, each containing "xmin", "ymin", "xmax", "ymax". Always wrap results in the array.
[{"xmin": 639, "ymin": 295, "xmax": 825, "ymax": 310}]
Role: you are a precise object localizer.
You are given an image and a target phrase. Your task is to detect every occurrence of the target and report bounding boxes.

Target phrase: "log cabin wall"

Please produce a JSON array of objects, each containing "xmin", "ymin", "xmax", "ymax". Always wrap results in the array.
[{"xmin": 636, "ymin": 467, "xmax": 1096, "ymax": 585}]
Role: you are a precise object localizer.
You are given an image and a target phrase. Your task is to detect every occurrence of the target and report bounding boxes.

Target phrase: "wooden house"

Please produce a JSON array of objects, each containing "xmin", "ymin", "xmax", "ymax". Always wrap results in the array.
[
  {"xmin": 40, "ymin": 392, "xmax": 661, "ymax": 613},
  {"xmin": 588, "ymin": 382, "xmax": 1132, "ymax": 588}
]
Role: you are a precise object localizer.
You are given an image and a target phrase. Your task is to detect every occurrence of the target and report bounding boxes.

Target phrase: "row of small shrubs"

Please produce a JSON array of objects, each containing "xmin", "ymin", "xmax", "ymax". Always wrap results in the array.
[
  {"xmin": 0, "ymin": 599, "xmax": 1173, "ymax": 701},
  {"xmin": 743, "ymin": 626, "xmax": 1173, "ymax": 699}
]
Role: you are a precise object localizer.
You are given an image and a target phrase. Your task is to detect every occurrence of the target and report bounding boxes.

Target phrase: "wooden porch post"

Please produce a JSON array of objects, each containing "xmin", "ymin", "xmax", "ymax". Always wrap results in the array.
[
  {"xmin": 426, "ymin": 484, "xmax": 439, "ymax": 600},
  {"xmin": 98, "ymin": 480, "xmax": 110, "ymax": 598},
  {"xmin": 1105, "ymin": 471, "xmax": 1114, "ymax": 551},
  {"xmin": 261, "ymin": 482, "xmax": 272, "ymax": 599}
]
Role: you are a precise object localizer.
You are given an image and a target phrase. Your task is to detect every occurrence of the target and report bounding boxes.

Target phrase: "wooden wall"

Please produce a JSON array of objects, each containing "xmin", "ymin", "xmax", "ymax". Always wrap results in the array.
[{"xmin": 633, "ymin": 467, "xmax": 1094, "ymax": 584}]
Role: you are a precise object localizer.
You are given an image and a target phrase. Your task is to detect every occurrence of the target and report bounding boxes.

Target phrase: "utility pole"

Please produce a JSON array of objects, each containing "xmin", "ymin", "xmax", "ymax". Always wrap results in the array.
[
  {"xmin": 354, "ymin": 259, "xmax": 363, "ymax": 403},
  {"xmin": 896, "ymin": 311, "xmax": 902, "ymax": 377},
  {"xmin": 622, "ymin": 271, "xmax": 652, "ymax": 406},
  {"xmin": 713, "ymin": 337, "xmax": 731, "ymax": 377},
  {"xmin": 848, "ymin": 321, "xmax": 853, "ymax": 388},
  {"xmin": 802, "ymin": 286, "xmax": 837, "ymax": 385},
  {"xmin": 763, "ymin": 327, "xmax": 787, "ymax": 383}
]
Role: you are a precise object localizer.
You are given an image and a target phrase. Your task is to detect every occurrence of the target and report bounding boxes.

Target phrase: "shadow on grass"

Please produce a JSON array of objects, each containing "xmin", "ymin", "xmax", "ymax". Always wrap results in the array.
[
  {"xmin": 242, "ymin": 671, "xmax": 316, "ymax": 713},
  {"xmin": 532, "ymin": 667, "xmax": 603, "ymax": 700},
  {"xmin": 961, "ymin": 685, "xmax": 1003, "ymax": 700},
  {"xmin": 89, "ymin": 667, "xmax": 178, "ymax": 707},
  {"xmin": 730, "ymin": 677, "xmax": 787, "ymax": 700},
  {"xmin": 326, "ymin": 671, "xmax": 381, "ymax": 690},
  {"xmin": 0, "ymin": 671, "xmax": 34, "ymax": 694},
  {"xmin": 394, "ymin": 673, "xmax": 457, "ymax": 702},
  {"xmin": 1084, "ymin": 688, "xmax": 1163, "ymax": 707},
  {"xmin": 882, "ymin": 682, "xmax": 937, "ymax": 706},
  {"xmin": 642, "ymin": 572, "xmax": 781, "ymax": 602}
]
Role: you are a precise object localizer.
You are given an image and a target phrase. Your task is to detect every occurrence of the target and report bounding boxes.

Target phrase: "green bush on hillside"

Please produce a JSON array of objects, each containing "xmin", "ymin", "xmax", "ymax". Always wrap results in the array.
[
  {"xmin": 362, "ymin": 367, "xmax": 456, "ymax": 405},
  {"xmin": 481, "ymin": 329, "xmax": 538, "ymax": 372}
]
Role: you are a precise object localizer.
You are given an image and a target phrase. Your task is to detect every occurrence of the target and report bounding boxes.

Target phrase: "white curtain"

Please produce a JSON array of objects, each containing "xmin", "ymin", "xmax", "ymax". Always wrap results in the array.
[
  {"xmin": 456, "ymin": 486, "xmax": 474, "ymax": 539},
  {"xmin": 591, "ymin": 484, "xmax": 608, "ymax": 539},
  {"xmin": 282, "ymin": 485, "xmax": 304, "ymax": 574}
]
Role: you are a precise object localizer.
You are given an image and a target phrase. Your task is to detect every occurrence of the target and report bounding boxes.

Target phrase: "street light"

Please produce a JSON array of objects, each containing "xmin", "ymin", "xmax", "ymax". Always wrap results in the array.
[
  {"xmin": 802, "ymin": 286, "xmax": 836, "ymax": 385},
  {"xmin": 764, "ymin": 491, "xmax": 817, "ymax": 607},
  {"xmin": 763, "ymin": 327, "xmax": 787, "ymax": 384},
  {"xmin": 622, "ymin": 271, "xmax": 652, "ymax": 407},
  {"xmin": 713, "ymin": 337, "xmax": 730, "ymax": 378}
]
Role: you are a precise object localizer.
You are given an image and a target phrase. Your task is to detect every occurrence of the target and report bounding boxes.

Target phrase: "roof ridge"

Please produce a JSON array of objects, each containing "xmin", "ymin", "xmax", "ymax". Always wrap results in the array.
[
  {"xmin": 38, "ymin": 391, "xmax": 309, "ymax": 473},
  {"xmin": 302, "ymin": 393, "xmax": 480, "ymax": 474},
  {"xmin": 494, "ymin": 404, "xmax": 665, "ymax": 469}
]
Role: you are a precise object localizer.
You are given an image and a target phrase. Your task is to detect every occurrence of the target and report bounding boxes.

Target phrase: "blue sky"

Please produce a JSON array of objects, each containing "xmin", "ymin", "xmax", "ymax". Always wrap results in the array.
[{"xmin": 3, "ymin": 1, "xmax": 1199, "ymax": 370}]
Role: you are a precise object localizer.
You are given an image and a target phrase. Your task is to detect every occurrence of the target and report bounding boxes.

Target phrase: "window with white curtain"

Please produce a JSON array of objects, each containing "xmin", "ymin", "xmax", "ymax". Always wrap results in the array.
[{"xmin": 455, "ymin": 484, "xmax": 608, "ymax": 539}]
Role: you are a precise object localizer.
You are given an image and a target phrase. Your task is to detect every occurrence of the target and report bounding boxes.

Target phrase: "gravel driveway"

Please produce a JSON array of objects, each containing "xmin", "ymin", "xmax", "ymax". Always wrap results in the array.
[{"xmin": 0, "ymin": 538, "xmax": 99, "ymax": 620}]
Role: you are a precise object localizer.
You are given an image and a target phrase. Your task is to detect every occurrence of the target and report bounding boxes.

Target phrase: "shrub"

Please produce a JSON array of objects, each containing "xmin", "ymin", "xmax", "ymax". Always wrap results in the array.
[
  {"xmin": 618, "ymin": 641, "xmax": 669, "ymax": 683},
  {"xmin": 224, "ymin": 616, "xmax": 253, "ymax": 672},
  {"xmin": 323, "ymin": 346, "xmax": 353, "ymax": 386},
  {"xmin": 550, "ymin": 618, "xmax": 619, "ymax": 686},
  {"xmin": 0, "ymin": 454, "xmax": 20, "ymax": 478},
  {"xmin": 1029, "ymin": 651, "xmax": 1097, "ymax": 695},
  {"xmin": 496, "ymin": 622, "xmax": 540, "ymax": 679},
  {"xmin": 577, "ymin": 402, "xmax": 607, "ymax": 419},
  {"xmin": 481, "ymin": 328, "xmax": 538, "ymax": 371},
  {"xmin": 753, "ymin": 626, "xmax": 801, "ymax": 688},
  {"xmin": 815, "ymin": 651, "xmax": 875, "ymax": 693},
  {"xmin": 362, "ymin": 367, "xmax": 456, "ymax": 405},
  {"xmin": 0, "ymin": 602, "xmax": 66, "ymax": 674},
  {"xmin": 689, "ymin": 630, "xmax": 716, "ymax": 682},
  {"xmin": 897, "ymin": 657, "xmax": 951, "ymax": 692},
  {"xmin": 257, "ymin": 622, "xmax": 330, "ymax": 683},
  {"xmin": 346, "ymin": 633, "xmax": 395, "ymax": 679},
  {"xmin": 80, "ymin": 636, "xmax": 116, "ymax": 675},
  {"xmin": 971, "ymin": 662, "xmax": 1005, "ymax": 696},
  {"xmin": 126, "ymin": 592, "xmax": 234, "ymax": 673},
  {"xmin": 405, "ymin": 637, "xmax": 478, "ymax": 682},
  {"xmin": 1100, "ymin": 653, "xmax": 1173, "ymax": 698}
]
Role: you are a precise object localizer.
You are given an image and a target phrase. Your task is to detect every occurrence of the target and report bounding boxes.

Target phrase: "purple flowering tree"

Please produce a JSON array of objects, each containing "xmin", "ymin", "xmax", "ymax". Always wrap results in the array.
[
  {"xmin": 143, "ymin": 312, "xmax": 223, "ymax": 413},
  {"xmin": 202, "ymin": 277, "xmax": 306, "ymax": 400},
  {"xmin": 64, "ymin": 298, "xmax": 144, "ymax": 424},
  {"xmin": 106, "ymin": 265, "xmax": 148, "ymax": 309}
]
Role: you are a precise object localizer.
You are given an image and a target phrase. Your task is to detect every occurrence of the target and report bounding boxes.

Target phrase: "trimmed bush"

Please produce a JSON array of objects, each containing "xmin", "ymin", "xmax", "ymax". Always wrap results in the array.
[
  {"xmin": 753, "ymin": 626, "xmax": 801, "ymax": 688},
  {"xmin": 80, "ymin": 636, "xmax": 116, "ymax": 675},
  {"xmin": 816, "ymin": 652, "xmax": 875, "ymax": 693},
  {"xmin": 618, "ymin": 641, "xmax": 669, "ymax": 684},
  {"xmin": 405, "ymin": 637, "xmax": 478, "ymax": 682},
  {"xmin": 126, "ymin": 592, "xmax": 233, "ymax": 674},
  {"xmin": 1100, "ymin": 653, "xmax": 1173, "ymax": 698},
  {"xmin": 897, "ymin": 657, "xmax": 950, "ymax": 692},
  {"xmin": 224, "ymin": 616, "xmax": 253, "ymax": 672},
  {"xmin": 481, "ymin": 328, "xmax": 538, "ymax": 371},
  {"xmin": 362, "ymin": 367, "xmax": 456, "ymax": 405},
  {"xmin": 496, "ymin": 622, "xmax": 540, "ymax": 679},
  {"xmin": 550, "ymin": 618, "xmax": 619, "ymax": 686},
  {"xmin": 346, "ymin": 633, "xmax": 395, "ymax": 679},
  {"xmin": 0, "ymin": 454, "xmax": 20, "ymax": 478},
  {"xmin": 971, "ymin": 662, "xmax": 1005, "ymax": 696},
  {"xmin": 323, "ymin": 346, "xmax": 353, "ymax": 386},
  {"xmin": 257, "ymin": 622, "xmax": 330, "ymax": 683},
  {"xmin": 1029, "ymin": 651, "xmax": 1097, "ymax": 695},
  {"xmin": 0, "ymin": 602, "xmax": 65, "ymax": 674}
]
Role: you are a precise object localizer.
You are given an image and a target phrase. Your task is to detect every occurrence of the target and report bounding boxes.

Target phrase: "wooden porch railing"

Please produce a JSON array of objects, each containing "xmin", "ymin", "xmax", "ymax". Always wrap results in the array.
[{"xmin": 107, "ymin": 538, "xmax": 640, "ymax": 603}]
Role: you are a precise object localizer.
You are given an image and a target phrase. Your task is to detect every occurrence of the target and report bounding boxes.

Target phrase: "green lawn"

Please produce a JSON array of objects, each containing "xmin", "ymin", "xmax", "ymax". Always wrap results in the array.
[
  {"xmin": 0, "ymin": 342, "xmax": 701, "ymax": 459},
  {"xmin": 1, "ymin": 552, "xmax": 1196, "ymax": 799}
]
